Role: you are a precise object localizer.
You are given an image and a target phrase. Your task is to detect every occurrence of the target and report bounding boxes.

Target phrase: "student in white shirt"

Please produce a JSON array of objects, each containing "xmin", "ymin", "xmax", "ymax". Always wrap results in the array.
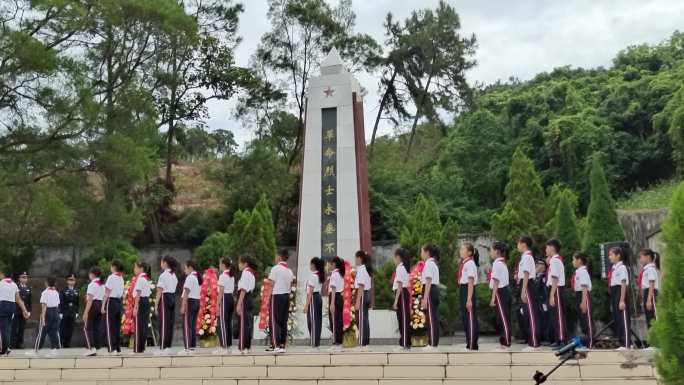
[
  {"xmin": 155, "ymin": 255, "xmax": 179, "ymax": 354},
  {"xmin": 102, "ymin": 260, "xmax": 125, "ymax": 354},
  {"xmin": 236, "ymin": 256, "xmax": 257, "ymax": 354},
  {"xmin": 83, "ymin": 267, "xmax": 104, "ymax": 356},
  {"xmin": 133, "ymin": 261, "xmax": 152, "ymax": 354},
  {"xmin": 327, "ymin": 256, "xmax": 345, "ymax": 350},
  {"xmin": 458, "ymin": 243, "xmax": 479, "ymax": 351},
  {"xmin": 638, "ymin": 249, "xmax": 660, "ymax": 329},
  {"xmin": 517, "ymin": 236, "xmax": 540, "ymax": 351},
  {"xmin": 393, "ymin": 248, "xmax": 411, "ymax": 350},
  {"xmin": 420, "ymin": 243, "xmax": 441, "ymax": 349},
  {"xmin": 179, "ymin": 260, "xmax": 201, "ymax": 355},
  {"xmin": 28, "ymin": 276, "xmax": 61, "ymax": 355},
  {"xmin": 545, "ymin": 239, "xmax": 567, "ymax": 347},
  {"xmin": 215, "ymin": 257, "xmax": 236, "ymax": 354},
  {"xmin": 609, "ymin": 246, "xmax": 631, "ymax": 350},
  {"xmin": 0, "ymin": 267, "xmax": 29, "ymax": 356},
  {"xmin": 354, "ymin": 250, "xmax": 373, "ymax": 349},
  {"xmin": 267, "ymin": 249, "xmax": 294, "ymax": 353},
  {"xmin": 489, "ymin": 241, "xmax": 511, "ymax": 351},
  {"xmin": 305, "ymin": 257, "xmax": 325, "ymax": 350},
  {"xmin": 572, "ymin": 253, "xmax": 594, "ymax": 349}
]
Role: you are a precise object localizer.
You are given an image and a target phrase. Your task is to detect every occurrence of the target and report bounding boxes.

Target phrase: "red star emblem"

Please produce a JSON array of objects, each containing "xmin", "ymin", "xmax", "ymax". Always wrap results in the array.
[{"xmin": 323, "ymin": 86, "xmax": 335, "ymax": 97}]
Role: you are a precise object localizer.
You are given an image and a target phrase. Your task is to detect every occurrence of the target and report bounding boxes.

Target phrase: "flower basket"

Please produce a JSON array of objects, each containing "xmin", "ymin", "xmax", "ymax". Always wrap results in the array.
[
  {"xmin": 197, "ymin": 268, "xmax": 218, "ymax": 339},
  {"xmin": 343, "ymin": 328, "xmax": 358, "ymax": 348},
  {"xmin": 409, "ymin": 261, "xmax": 427, "ymax": 338},
  {"xmin": 200, "ymin": 334, "xmax": 219, "ymax": 348},
  {"xmin": 411, "ymin": 334, "xmax": 428, "ymax": 347}
]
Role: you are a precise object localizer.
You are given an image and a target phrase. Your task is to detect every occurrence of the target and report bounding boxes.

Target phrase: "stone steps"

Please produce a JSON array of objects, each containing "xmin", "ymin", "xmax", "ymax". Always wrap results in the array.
[{"xmin": 0, "ymin": 350, "xmax": 658, "ymax": 385}]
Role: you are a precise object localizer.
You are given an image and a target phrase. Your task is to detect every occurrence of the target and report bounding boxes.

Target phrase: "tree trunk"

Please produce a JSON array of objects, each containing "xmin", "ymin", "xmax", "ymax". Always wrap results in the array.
[
  {"xmin": 370, "ymin": 68, "xmax": 397, "ymax": 159},
  {"xmin": 405, "ymin": 72, "xmax": 434, "ymax": 161}
]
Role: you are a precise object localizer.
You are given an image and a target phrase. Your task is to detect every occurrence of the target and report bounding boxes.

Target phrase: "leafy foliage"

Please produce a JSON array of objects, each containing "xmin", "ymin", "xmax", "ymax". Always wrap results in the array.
[
  {"xmin": 652, "ymin": 181, "xmax": 684, "ymax": 383},
  {"xmin": 194, "ymin": 232, "xmax": 232, "ymax": 269}
]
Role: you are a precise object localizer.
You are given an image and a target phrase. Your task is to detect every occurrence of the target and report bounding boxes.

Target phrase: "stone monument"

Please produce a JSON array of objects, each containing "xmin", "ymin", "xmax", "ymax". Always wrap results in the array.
[{"xmin": 296, "ymin": 48, "xmax": 372, "ymax": 283}]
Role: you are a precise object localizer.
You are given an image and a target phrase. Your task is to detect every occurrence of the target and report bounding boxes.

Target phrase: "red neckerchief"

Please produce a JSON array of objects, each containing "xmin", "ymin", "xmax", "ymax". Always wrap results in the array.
[
  {"xmin": 191, "ymin": 271, "xmax": 198, "ymax": 276},
  {"xmin": 94, "ymin": 278, "xmax": 103, "ymax": 286},
  {"xmin": 3, "ymin": 278, "xmax": 12, "ymax": 283},
  {"xmin": 244, "ymin": 267, "xmax": 255, "ymax": 275},
  {"xmin": 47, "ymin": 287, "xmax": 56, "ymax": 291},
  {"xmin": 638, "ymin": 263, "xmax": 655, "ymax": 289},
  {"xmin": 223, "ymin": 269, "xmax": 232, "ymax": 276},
  {"xmin": 458, "ymin": 258, "xmax": 472, "ymax": 282},
  {"xmin": 278, "ymin": 262, "xmax": 288, "ymax": 268},
  {"xmin": 138, "ymin": 273, "xmax": 147, "ymax": 280},
  {"xmin": 114, "ymin": 272, "xmax": 123, "ymax": 277}
]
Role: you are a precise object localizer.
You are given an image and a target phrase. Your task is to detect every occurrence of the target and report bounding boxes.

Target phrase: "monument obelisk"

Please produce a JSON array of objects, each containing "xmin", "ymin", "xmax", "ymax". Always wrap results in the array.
[{"xmin": 296, "ymin": 48, "xmax": 372, "ymax": 284}]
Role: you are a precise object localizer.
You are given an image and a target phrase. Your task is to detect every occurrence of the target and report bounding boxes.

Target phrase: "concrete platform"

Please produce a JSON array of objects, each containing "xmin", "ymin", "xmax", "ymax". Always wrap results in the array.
[{"xmin": 0, "ymin": 344, "xmax": 659, "ymax": 385}]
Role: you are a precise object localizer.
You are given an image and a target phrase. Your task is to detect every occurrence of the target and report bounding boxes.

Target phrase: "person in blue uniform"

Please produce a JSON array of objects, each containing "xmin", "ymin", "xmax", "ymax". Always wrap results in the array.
[
  {"xmin": 59, "ymin": 274, "xmax": 79, "ymax": 348},
  {"xmin": 11, "ymin": 272, "xmax": 31, "ymax": 349}
]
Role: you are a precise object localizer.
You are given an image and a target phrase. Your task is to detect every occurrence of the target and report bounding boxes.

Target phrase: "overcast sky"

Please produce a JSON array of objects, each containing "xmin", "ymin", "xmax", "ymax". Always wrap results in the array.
[{"xmin": 206, "ymin": 0, "xmax": 684, "ymax": 147}]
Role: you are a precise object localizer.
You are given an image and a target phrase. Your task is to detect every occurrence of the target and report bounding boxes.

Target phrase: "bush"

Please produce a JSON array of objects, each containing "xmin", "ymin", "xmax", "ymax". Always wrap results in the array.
[
  {"xmin": 194, "ymin": 232, "xmax": 232, "ymax": 269},
  {"xmin": 81, "ymin": 240, "xmax": 139, "ymax": 276},
  {"xmin": 373, "ymin": 261, "xmax": 395, "ymax": 310},
  {"xmin": 652, "ymin": 182, "xmax": 684, "ymax": 382}
]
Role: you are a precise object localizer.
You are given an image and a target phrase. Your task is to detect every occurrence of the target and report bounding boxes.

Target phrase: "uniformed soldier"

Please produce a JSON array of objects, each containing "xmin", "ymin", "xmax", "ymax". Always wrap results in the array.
[
  {"xmin": 11, "ymin": 272, "xmax": 31, "ymax": 349},
  {"xmin": 59, "ymin": 274, "xmax": 79, "ymax": 348}
]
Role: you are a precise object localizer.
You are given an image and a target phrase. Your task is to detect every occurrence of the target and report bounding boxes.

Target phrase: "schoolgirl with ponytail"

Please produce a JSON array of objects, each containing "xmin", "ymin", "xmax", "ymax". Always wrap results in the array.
[
  {"xmin": 392, "ymin": 248, "xmax": 411, "ymax": 350},
  {"xmin": 179, "ymin": 260, "xmax": 201, "ymax": 355},
  {"xmin": 83, "ymin": 266, "xmax": 104, "ymax": 356},
  {"xmin": 156, "ymin": 256, "xmax": 179, "ymax": 354},
  {"xmin": 516, "ymin": 236, "xmax": 540, "ymax": 351},
  {"xmin": 215, "ymin": 257, "xmax": 236, "ymax": 354},
  {"xmin": 305, "ymin": 257, "xmax": 325, "ymax": 349},
  {"xmin": 328, "ymin": 256, "xmax": 345, "ymax": 349},
  {"xmin": 354, "ymin": 250, "xmax": 373, "ymax": 349},
  {"xmin": 608, "ymin": 246, "xmax": 631, "ymax": 350},
  {"xmin": 132, "ymin": 261, "xmax": 152, "ymax": 353},
  {"xmin": 420, "ymin": 243, "xmax": 440, "ymax": 349},
  {"xmin": 638, "ymin": 249, "xmax": 660, "ymax": 329},
  {"xmin": 458, "ymin": 242, "xmax": 480, "ymax": 351},
  {"xmin": 236, "ymin": 256, "xmax": 257, "ymax": 354},
  {"xmin": 489, "ymin": 241, "xmax": 512, "ymax": 351}
]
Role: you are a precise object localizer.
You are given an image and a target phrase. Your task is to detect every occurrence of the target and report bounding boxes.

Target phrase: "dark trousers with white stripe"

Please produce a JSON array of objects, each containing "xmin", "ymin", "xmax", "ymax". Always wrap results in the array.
[
  {"xmin": 35, "ymin": 308, "xmax": 60, "ymax": 350},
  {"xmin": 0, "ymin": 301, "xmax": 13, "ymax": 354},
  {"xmin": 105, "ymin": 298, "xmax": 122, "ymax": 353},
  {"xmin": 329, "ymin": 292, "xmax": 343, "ymax": 345},
  {"xmin": 159, "ymin": 293, "xmax": 175, "ymax": 349},
  {"xmin": 134, "ymin": 297, "xmax": 150, "ymax": 353},
  {"xmin": 307, "ymin": 292, "xmax": 322, "ymax": 347},
  {"xmin": 84, "ymin": 300, "xmax": 102, "ymax": 350},
  {"xmin": 459, "ymin": 284, "xmax": 478, "ymax": 350},
  {"xmin": 643, "ymin": 289, "xmax": 657, "ymax": 329},
  {"xmin": 396, "ymin": 288, "xmax": 411, "ymax": 349},
  {"xmin": 238, "ymin": 293, "xmax": 254, "ymax": 351},
  {"xmin": 521, "ymin": 285, "xmax": 540, "ymax": 348},
  {"xmin": 425, "ymin": 285, "xmax": 440, "ymax": 347},
  {"xmin": 494, "ymin": 287, "xmax": 511, "ymax": 347},
  {"xmin": 219, "ymin": 294, "xmax": 234, "ymax": 348},
  {"xmin": 548, "ymin": 287, "xmax": 567, "ymax": 345},
  {"xmin": 183, "ymin": 298, "xmax": 199, "ymax": 350},
  {"xmin": 356, "ymin": 290, "xmax": 370, "ymax": 346},
  {"xmin": 270, "ymin": 293, "xmax": 289, "ymax": 348},
  {"xmin": 575, "ymin": 291, "xmax": 594, "ymax": 348},
  {"xmin": 610, "ymin": 286, "xmax": 631, "ymax": 348}
]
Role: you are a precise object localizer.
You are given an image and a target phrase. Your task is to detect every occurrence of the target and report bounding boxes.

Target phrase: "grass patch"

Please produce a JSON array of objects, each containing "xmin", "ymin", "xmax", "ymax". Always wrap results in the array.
[{"xmin": 617, "ymin": 179, "xmax": 681, "ymax": 210}]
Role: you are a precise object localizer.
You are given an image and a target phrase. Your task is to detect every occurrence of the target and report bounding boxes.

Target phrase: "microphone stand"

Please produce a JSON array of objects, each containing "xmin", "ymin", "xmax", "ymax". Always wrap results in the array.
[{"xmin": 533, "ymin": 350, "xmax": 587, "ymax": 385}]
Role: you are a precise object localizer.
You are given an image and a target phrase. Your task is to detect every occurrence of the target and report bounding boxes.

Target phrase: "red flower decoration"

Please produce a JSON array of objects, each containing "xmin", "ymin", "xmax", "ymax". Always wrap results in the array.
[
  {"xmin": 121, "ymin": 276, "xmax": 138, "ymax": 336},
  {"xmin": 343, "ymin": 259, "xmax": 354, "ymax": 329},
  {"xmin": 408, "ymin": 260, "xmax": 425, "ymax": 297},
  {"xmin": 258, "ymin": 278, "xmax": 273, "ymax": 330},
  {"xmin": 196, "ymin": 268, "xmax": 218, "ymax": 336}
]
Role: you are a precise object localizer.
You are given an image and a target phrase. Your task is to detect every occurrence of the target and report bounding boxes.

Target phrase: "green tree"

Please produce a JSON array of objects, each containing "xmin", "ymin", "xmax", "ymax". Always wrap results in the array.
[
  {"xmin": 194, "ymin": 232, "xmax": 232, "ymax": 269},
  {"xmin": 81, "ymin": 240, "xmax": 140, "ymax": 276},
  {"xmin": 551, "ymin": 191, "xmax": 581, "ymax": 271},
  {"xmin": 372, "ymin": 261, "xmax": 396, "ymax": 310},
  {"xmin": 652, "ymin": 182, "xmax": 684, "ymax": 383},
  {"xmin": 492, "ymin": 147, "xmax": 547, "ymax": 247},
  {"xmin": 582, "ymin": 154, "xmax": 625, "ymax": 271},
  {"xmin": 398, "ymin": 194, "xmax": 459, "ymax": 333},
  {"xmin": 225, "ymin": 196, "xmax": 277, "ymax": 278}
]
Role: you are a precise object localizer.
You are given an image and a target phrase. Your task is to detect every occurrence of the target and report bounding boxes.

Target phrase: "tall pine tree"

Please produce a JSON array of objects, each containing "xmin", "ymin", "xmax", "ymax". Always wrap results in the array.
[
  {"xmin": 492, "ymin": 147, "xmax": 547, "ymax": 247},
  {"xmin": 582, "ymin": 154, "xmax": 625, "ymax": 275},
  {"xmin": 551, "ymin": 192, "xmax": 581, "ymax": 259},
  {"xmin": 652, "ymin": 182, "xmax": 684, "ymax": 382}
]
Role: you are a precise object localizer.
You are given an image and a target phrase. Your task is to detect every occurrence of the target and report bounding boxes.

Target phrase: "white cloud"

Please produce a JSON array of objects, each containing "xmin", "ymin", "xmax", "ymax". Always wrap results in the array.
[{"xmin": 205, "ymin": 0, "xmax": 684, "ymax": 146}]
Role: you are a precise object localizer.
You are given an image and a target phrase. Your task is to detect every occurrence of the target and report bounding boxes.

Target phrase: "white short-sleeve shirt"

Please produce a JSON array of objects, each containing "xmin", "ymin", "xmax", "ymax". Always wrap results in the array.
[
  {"xmin": 87, "ymin": 279, "xmax": 105, "ymax": 301},
  {"xmin": 237, "ymin": 269, "xmax": 256, "ymax": 293},
  {"xmin": 517, "ymin": 251, "xmax": 536, "ymax": 281},
  {"xmin": 184, "ymin": 272, "xmax": 201, "ymax": 299},
  {"xmin": 459, "ymin": 259, "xmax": 478, "ymax": 285},
  {"xmin": 354, "ymin": 264, "xmax": 372, "ymax": 291},
  {"xmin": 573, "ymin": 266, "xmax": 592, "ymax": 292},
  {"xmin": 0, "ymin": 279, "xmax": 18, "ymax": 302},
  {"xmin": 329, "ymin": 270, "xmax": 344, "ymax": 293},
  {"xmin": 421, "ymin": 258, "xmax": 440, "ymax": 285},
  {"xmin": 268, "ymin": 262, "xmax": 294, "ymax": 295},
  {"xmin": 640, "ymin": 263, "xmax": 659, "ymax": 290},
  {"xmin": 134, "ymin": 274, "xmax": 152, "ymax": 298},
  {"xmin": 157, "ymin": 270, "xmax": 178, "ymax": 294},
  {"xmin": 218, "ymin": 270, "xmax": 235, "ymax": 294},
  {"xmin": 610, "ymin": 262, "xmax": 629, "ymax": 287},
  {"xmin": 547, "ymin": 256, "xmax": 566, "ymax": 287},
  {"xmin": 489, "ymin": 258, "xmax": 509, "ymax": 289},
  {"xmin": 306, "ymin": 272, "xmax": 322, "ymax": 293},
  {"xmin": 393, "ymin": 264, "xmax": 410, "ymax": 290},
  {"xmin": 105, "ymin": 273, "xmax": 125, "ymax": 298},
  {"xmin": 40, "ymin": 288, "xmax": 60, "ymax": 308}
]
